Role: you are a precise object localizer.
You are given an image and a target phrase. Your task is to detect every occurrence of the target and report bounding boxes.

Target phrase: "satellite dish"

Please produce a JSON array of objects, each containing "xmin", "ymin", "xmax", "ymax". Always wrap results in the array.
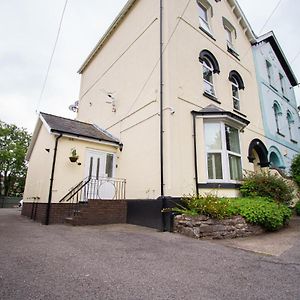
[{"xmin": 68, "ymin": 100, "xmax": 79, "ymax": 112}]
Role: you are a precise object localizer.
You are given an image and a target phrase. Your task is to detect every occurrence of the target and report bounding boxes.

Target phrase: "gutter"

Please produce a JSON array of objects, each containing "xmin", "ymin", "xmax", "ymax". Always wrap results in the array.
[
  {"xmin": 50, "ymin": 129, "xmax": 120, "ymax": 146},
  {"xmin": 45, "ymin": 134, "xmax": 62, "ymax": 225}
]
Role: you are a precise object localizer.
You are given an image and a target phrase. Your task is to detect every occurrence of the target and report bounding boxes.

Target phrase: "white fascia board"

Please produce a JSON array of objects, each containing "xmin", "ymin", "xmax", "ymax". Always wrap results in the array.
[
  {"xmin": 55, "ymin": 133, "xmax": 120, "ymax": 148},
  {"xmin": 39, "ymin": 113, "xmax": 52, "ymax": 134},
  {"xmin": 25, "ymin": 118, "xmax": 43, "ymax": 161},
  {"xmin": 78, "ymin": 0, "xmax": 137, "ymax": 74}
]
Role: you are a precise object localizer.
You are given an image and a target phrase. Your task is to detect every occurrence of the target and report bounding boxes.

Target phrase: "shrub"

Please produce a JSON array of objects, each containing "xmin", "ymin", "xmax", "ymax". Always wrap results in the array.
[
  {"xmin": 173, "ymin": 195, "xmax": 232, "ymax": 219},
  {"xmin": 295, "ymin": 201, "xmax": 300, "ymax": 216},
  {"xmin": 173, "ymin": 195, "xmax": 292, "ymax": 231},
  {"xmin": 240, "ymin": 171, "xmax": 293, "ymax": 205},
  {"xmin": 227, "ymin": 197, "xmax": 292, "ymax": 231},
  {"xmin": 291, "ymin": 154, "xmax": 300, "ymax": 187}
]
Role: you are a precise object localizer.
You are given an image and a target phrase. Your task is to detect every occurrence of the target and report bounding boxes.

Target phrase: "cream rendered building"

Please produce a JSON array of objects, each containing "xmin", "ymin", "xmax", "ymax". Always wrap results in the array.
[
  {"xmin": 76, "ymin": 0, "xmax": 266, "ymax": 198},
  {"xmin": 23, "ymin": 0, "xmax": 271, "ymax": 224}
]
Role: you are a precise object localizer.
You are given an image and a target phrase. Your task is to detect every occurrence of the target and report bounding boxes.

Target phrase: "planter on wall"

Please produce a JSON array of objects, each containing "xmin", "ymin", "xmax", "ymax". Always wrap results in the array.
[{"xmin": 69, "ymin": 156, "xmax": 79, "ymax": 163}]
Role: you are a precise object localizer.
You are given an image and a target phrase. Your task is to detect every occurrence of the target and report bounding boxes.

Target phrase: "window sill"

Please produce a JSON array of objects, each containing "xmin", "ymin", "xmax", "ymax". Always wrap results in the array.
[
  {"xmin": 277, "ymin": 130, "xmax": 285, "ymax": 137},
  {"xmin": 227, "ymin": 46, "xmax": 240, "ymax": 60},
  {"xmin": 199, "ymin": 26, "xmax": 216, "ymax": 41},
  {"xmin": 198, "ymin": 182, "xmax": 241, "ymax": 189},
  {"xmin": 291, "ymin": 139, "xmax": 298, "ymax": 144},
  {"xmin": 283, "ymin": 95, "xmax": 290, "ymax": 102},
  {"xmin": 270, "ymin": 84, "xmax": 278, "ymax": 92},
  {"xmin": 233, "ymin": 109, "xmax": 247, "ymax": 118},
  {"xmin": 203, "ymin": 92, "xmax": 221, "ymax": 104}
]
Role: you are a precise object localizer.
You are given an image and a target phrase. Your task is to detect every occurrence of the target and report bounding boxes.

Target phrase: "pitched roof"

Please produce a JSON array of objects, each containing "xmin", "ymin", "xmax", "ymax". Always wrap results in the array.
[
  {"xmin": 40, "ymin": 112, "xmax": 120, "ymax": 144},
  {"xmin": 192, "ymin": 104, "xmax": 250, "ymax": 126},
  {"xmin": 255, "ymin": 31, "xmax": 298, "ymax": 87}
]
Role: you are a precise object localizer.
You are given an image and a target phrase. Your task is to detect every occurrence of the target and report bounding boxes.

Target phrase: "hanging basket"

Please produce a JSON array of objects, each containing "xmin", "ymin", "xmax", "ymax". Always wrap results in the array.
[{"xmin": 69, "ymin": 156, "xmax": 79, "ymax": 163}]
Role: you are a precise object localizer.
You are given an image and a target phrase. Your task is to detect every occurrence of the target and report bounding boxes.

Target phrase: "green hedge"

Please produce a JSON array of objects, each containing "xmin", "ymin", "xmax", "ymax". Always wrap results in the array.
[{"xmin": 174, "ymin": 196, "xmax": 292, "ymax": 231}]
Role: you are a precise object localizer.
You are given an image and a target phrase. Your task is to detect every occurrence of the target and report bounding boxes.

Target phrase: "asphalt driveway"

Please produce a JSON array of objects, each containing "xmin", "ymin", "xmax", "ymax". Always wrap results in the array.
[{"xmin": 0, "ymin": 209, "xmax": 299, "ymax": 300}]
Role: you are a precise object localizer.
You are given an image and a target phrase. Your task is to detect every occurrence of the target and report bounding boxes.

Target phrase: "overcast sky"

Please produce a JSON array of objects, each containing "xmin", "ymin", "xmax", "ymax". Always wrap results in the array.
[{"xmin": 1, "ymin": 0, "xmax": 299, "ymax": 133}]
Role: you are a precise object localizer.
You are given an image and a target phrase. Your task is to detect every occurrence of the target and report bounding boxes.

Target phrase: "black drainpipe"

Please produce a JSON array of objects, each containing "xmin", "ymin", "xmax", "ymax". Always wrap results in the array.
[
  {"xmin": 159, "ymin": 0, "xmax": 167, "ymax": 232},
  {"xmin": 160, "ymin": 0, "xmax": 164, "ymax": 197},
  {"xmin": 192, "ymin": 112, "xmax": 199, "ymax": 198},
  {"xmin": 45, "ymin": 133, "xmax": 62, "ymax": 225}
]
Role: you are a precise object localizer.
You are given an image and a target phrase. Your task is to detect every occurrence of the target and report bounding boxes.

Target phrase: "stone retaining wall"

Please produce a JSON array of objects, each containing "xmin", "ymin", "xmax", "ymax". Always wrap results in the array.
[{"xmin": 174, "ymin": 215, "xmax": 264, "ymax": 239}]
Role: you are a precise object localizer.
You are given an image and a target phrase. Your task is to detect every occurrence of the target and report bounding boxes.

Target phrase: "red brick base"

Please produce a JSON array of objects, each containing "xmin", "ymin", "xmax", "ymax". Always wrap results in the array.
[{"xmin": 21, "ymin": 200, "xmax": 127, "ymax": 225}]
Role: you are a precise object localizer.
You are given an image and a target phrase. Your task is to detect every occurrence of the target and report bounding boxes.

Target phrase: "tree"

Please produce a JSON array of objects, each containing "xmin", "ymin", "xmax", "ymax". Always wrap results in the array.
[{"xmin": 0, "ymin": 121, "xmax": 31, "ymax": 196}]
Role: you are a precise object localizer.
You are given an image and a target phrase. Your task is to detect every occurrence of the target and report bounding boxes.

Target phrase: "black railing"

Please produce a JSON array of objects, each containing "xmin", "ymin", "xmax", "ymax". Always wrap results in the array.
[{"xmin": 59, "ymin": 176, "xmax": 126, "ymax": 217}]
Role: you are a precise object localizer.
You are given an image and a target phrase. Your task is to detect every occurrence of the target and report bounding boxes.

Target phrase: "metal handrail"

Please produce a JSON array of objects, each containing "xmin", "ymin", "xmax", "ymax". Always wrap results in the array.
[
  {"xmin": 59, "ymin": 177, "xmax": 91, "ymax": 203},
  {"xmin": 59, "ymin": 176, "xmax": 126, "ymax": 219}
]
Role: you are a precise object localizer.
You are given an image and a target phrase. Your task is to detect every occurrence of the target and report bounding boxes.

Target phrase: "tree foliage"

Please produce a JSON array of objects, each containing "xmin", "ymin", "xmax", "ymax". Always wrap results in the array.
[
  {"xmin": 0, "ymin": 120, "xmax": 31, "ymax": 196},
  {"xmin": 291, "ymin": 153, "xmax": 300, "ymax": 187}
]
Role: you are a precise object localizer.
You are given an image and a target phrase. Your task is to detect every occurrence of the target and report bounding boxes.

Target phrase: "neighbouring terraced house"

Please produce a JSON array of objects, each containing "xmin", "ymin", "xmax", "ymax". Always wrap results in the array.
[{"xmin": 22, "ymin": 0, "xmax": 300, "ymax": 226}]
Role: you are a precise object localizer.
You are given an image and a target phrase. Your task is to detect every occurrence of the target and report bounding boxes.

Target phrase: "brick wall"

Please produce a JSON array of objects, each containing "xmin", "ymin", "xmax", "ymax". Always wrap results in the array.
[
  {"xmin": 22, "ymin": 200, "xmax": 127, "ymax": 225},
  {"xmin": 70, "ymin": 200, "xmax": 127, "ymax": 225}
]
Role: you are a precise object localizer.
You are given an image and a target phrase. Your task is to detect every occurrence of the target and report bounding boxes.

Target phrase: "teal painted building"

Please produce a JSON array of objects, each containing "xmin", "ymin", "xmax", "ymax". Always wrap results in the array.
[{"xmin": 252, "ymin": 31, "xmax": 300, "ymax": 172}]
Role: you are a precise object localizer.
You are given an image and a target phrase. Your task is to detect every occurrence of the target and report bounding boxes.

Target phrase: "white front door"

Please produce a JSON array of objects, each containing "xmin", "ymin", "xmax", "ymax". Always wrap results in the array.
[{"xmin": 84, "ymin": 149, "xmax": 115, "ymax": 200}]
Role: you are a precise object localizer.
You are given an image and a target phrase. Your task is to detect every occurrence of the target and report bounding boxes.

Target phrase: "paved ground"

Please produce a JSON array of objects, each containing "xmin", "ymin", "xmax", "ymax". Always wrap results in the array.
[{"xmin": 0, "ymin": 209, "xmax": 299, "ymax": 300}]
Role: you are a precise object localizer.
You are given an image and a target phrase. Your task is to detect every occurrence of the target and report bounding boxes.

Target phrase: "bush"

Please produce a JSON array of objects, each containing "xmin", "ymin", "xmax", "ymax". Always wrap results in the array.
[
  {"xmin": 173, "ymin": 195, "xmax": 232, "ymax": 219},
  {"xmin": 291, "ymin": 154, "xmax": 300, "ymax": 187},
  {"xmin": 240, "ymin": 171, "xmax": 293, "ymax": 205},
  {"xmin": 226, "ymin": 197, "xmax": 292, "ymax": 231},
  {"xmin": 173, "ymin": 195, "xmax": 292, "ymax": 231},
  {"xmin": 295, "ymin": 201, "xmax": 300, "ymax": 216}
]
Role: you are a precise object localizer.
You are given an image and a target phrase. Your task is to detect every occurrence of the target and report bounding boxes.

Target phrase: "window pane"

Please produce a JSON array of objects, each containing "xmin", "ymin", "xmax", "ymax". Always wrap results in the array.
[
  {"xmin": 225, "ymin": 125, "xmax": 240, "ymax": 153},
  {"xmin": 106, "ymin": 154, "xmax": 114, "ymax": 178},
  {"xmin": 205, "ymin": 123, "xmax": 222, "ymax": 151},
  {"xmin": 233, "ymin": 98, "xmax": 240, "ymax": 110},
  {"xmin": 207, "ymin": 153, "xmax": 223, "ymax": 179},
  {"xmin": 203, "ymin": 65, "xmax": 212, "ymax": 82},
  {"xmin": 204, "ymin": 80, "xmax": 215, "ymax": 95},
  {"xmin": 225, "ymin": 28, "xmax": 232, "ymax": 43},
  {"xmin": 279, "ymin": 74, "xmax": 285, "ymax": 95},
  {"xmin": 198, "ymin": 4, "xmax": 207, "ymax": 21},
  {"xmin": 266, "ymin": 61, "xmax": 274, "ymax": 85},
  {"xmin": 232, "ymin": 84, "xmax": 239, "ymax": 98},
  {"xmin": 203, "ymin": 63, "xmax": 215, "ymax": 95},
  {"xmin": 228, "ymin": 154, "xmax": 242, "ymax": 180}
]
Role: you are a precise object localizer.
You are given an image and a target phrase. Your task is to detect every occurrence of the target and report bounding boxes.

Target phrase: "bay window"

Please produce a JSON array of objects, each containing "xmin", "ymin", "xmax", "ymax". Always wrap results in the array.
[{"xmin": 205, "ymin": 121, "xmax": 242, "ymax": 181}]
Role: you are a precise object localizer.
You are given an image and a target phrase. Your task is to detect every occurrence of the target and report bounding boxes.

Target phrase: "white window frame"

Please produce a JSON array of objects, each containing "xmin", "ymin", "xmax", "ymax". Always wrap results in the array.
[
  {"xmin": 203, "ymin": 59, "xmax": 216, "ymax": 96},
  {"xmin": 198, "ymin": 2, "xmax": 211, "ymax": 34},
  {"xmin": 225, "ymin": 26, "xmax": 234, "ymax": 50},
  {"xmin": 231, "ymin": 77, "xmax": 240, "ymax": 110},
  {"xmin": 204, "ymin": 121, "xmax": 242, "ymax": 183}
]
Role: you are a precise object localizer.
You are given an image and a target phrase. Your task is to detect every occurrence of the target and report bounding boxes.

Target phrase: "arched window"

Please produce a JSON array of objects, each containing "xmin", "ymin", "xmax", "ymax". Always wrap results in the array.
[
  {"xmin": 273, "ymin": 102, "xmax": 282, "ymax": 133},
  {"xmin": 287, "ymin": 111, "xmax": 294, "ymax": 140},
  {"xmin": 199, "ymin": 50, "xmax": 219, "ymax": 97},
  {"xmin": 269, "ymin": 146, "xmax": 285, "ymax": 169},
  {"xmin": 229, "ymin": 71, "xmax": 244, "ymax": 111},
  {"xmin": 203, "ymin": 58, "xmax": 215, "ymax": 96}
]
